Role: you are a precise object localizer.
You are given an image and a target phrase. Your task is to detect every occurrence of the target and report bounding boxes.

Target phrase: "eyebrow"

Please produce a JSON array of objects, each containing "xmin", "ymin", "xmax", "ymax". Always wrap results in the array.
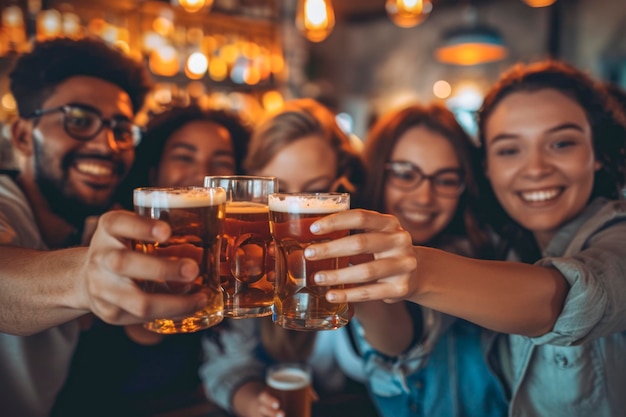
[
  {"xmin": 66, "ymin": 102, "xmax": 132, "ymax": 121},
  {"xmin": 168, "ymin": 144, "xmax": 234, "ymax": 159},
  {"xmin": 489, "ymin": 122, "xmax": 586, "ymax": 143}
]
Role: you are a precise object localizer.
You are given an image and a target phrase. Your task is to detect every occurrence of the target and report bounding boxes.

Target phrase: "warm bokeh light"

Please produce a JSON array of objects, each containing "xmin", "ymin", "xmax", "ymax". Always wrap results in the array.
[
  {"xmin": 243, "ymin": 64, "xmax": 261, "ymax": 85},
  {"xmin": 1, "ymin": 93, "xmax": 16, "ymax": 111},
  {"xmin": 36, "ymin": 10, "xmax": 62, "ymax": 40},
  {"xmin": 262, "ymin": 90, "xmax": 284, "ymax": 113},
  {"xmin": 142, "ymin": 31, "xmax": 166, "ymax": 52},
  {"xmin": 175, "ymin": 0, "xmax": 214, "ymax": 13},
  {"xmin": 114, "ymin": 40, "xmax": 130, "ymax": 54},
  {"xmin": 209, "ymin": 57, "xmax": 228, "ymax": 81},
  {"xmin": 433, "ymin": 80, "xmax": 452, "ymax": 99},
  {"xmin": 62, "ymin": 12, "xmax": 81, "ymax": 37},
  {"xmin": 522, "ymin": 0, "xmax": 557, "ymax": 7},
  {"xmin": 153, "ymin": 16, "xmax": 173, "ymax": 36},
  {"xmin": 187, "ymin": 27, "xmax": 204, "ymax": 44},
  {"xmin": 149, "ymin": 45, "xmax": 180, "ymax": 76},
  {"xmin": 385, "ymin": 0, "xmax": 432, "ymax": 28},
  {"xmin": 296, "ymin": 0, "xmax": 335, "ymax": 42},
  {"xmin": 3, "ymin": 6, "xmax": 24, "ymax": 27},
  {"xmin": 185, "ymin": 52, "xmax": 208, "ymax": 79}
]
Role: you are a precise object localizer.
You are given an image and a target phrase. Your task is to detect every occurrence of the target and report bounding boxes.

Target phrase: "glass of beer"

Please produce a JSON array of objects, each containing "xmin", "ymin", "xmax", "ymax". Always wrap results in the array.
[
  {"xmin": 133, "ymin": 186, "xmax": 226, "ymax": 334},
  {"xmin": 204, "ymin": 176, "xmax": 278, "ymax": 318},
  {"xmin": 266, "ymin": 363, "xmax": 312, "ymax": 417},
  {"xmin": 268, "ymin": 192, "xmax": 350, "ymax": 331}
]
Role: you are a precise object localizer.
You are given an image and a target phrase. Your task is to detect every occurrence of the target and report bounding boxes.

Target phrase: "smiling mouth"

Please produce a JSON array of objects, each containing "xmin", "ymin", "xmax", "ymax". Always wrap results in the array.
[
  {"xmin": 75, "ymin": 161, "xmax": 114, "ymax": 177},
  {"xmin": 519, "ymin": 187, "xmax": 563, "ymax": 203},
  {"xmin": 402, "ymin": 211, "xmax": 435, "ymax": 224}
]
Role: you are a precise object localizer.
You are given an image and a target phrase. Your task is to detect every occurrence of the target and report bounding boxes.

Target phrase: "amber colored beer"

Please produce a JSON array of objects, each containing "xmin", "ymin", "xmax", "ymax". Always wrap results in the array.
[
  {"xmin": 266, "ymin": 364, "xmax": 312, "ymax": 417},
  {"xmin": 133, "ymin": 187, "xmax": 226, "ymax": 334},
  {"xmin": 205, "ymin": 176, "xmax": 277, "ymax": 318},
  {"xmin": 220, "ymin": 202, "xmax": 274, "ymax": 317},
  {"xmin": 269, "ymin": 193, "xmax": 350, "ymax": 331}
]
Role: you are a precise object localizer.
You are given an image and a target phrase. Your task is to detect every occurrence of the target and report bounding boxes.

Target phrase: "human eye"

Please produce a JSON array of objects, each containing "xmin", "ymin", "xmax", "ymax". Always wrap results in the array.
[
  {"xmin": 493, "ymin": 145, "xmax": 519, "ymax": 157},
  {"xmin": 551, "ymin": 137, "xmax": 578, "ymax": 150},
  {"xmin": 435, "ymin": 173, "xmax": 463, "ymax": 188},
  {"xmin": 389, "ymin": 166, "xmax": 416, "ymax": 182},
  {"xmin": 66, "ymin": 107, "xmax": 97, "ymax": 132},
  {"xmin": 170, "ymin": 154, "xmax": 195, "ymax": 163}
]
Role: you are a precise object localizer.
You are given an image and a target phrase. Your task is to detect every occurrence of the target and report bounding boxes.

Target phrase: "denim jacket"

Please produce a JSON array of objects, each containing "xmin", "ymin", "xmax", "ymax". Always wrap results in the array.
[
  {"xmin": 493, "ymin": 198, "xmax": 626, "ymax": 417},
  {"xmin": 353, "ymin": 311, "xmax": 507, "ymax": 417}
]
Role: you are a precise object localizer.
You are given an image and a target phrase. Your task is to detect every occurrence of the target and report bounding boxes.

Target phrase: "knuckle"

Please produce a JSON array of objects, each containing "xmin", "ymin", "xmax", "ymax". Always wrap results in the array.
[
  {"xmin": 362, "ymin": 262, "xmax": 377, "ymax": 280},
  {"xmin": 98, "ymin": 211, "xmax": 117, "ymax": 231},
  {"xmin": 352, "ymin": 233, "xmax": 368, "ymax": 252},
  {"xmin": 395, "ymin": 231, "xmax": 413, "ymax": 248},
  {"xmin": 105, "ymin": 249, "xmax": 126, "ymax": 272}
]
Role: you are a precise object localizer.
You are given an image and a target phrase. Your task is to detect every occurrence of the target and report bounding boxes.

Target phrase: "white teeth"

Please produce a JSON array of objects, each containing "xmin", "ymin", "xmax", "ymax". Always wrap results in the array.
[
  {"xmin": 403, "ymin": 212, "xmax": 432, "ymax": 223},
  {"xmin": 520, "ymin": 188, "xmax": 560, "ymax": 202},
  {"xmin": 75, "ymin": 162, "xmax": 113, "ymax": 177}
]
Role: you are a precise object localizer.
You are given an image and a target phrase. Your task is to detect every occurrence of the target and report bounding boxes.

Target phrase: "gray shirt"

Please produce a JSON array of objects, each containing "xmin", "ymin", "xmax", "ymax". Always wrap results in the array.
[{"xmin": 0, "ymin": 175, "xmax": 80, "ymax": 417}]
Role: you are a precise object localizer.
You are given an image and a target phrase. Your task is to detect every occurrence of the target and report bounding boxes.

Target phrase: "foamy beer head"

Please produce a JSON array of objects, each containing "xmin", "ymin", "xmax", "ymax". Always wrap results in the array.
[
  {"xmin": 133, "ymin": 186, "xmax": 226, "ymax": 334},
  {"xmin": 268, "ymin": 193, "xmax": 350, "ymax": 216},
  {"xmin": 268, "ymin": 193, "xmax": 350, "ymax": 331},
  {"xmin": 204, "ymin": 176, "xmax": 277, "ymax": 318},
  {"xmin": 266, "ymin": 363, "xmax": 312, "ymax": 417}
]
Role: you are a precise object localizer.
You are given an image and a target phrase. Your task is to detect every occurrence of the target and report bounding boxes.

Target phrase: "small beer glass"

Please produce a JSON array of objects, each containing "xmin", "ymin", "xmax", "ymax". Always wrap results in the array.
[
  {"xmin": 268, "ymin": 192, "xmax": 350, "ymax": 331},
  {"xmin": 133, "ymin": 186, "xmax": 226, "ymax": 334},
  {"xmin": 266, "ymin": 363, "xmax": 312, "ymax": 417},
  {"xmin": 204, "ymin": 176, "xmax": 278, "ymax": 318}
]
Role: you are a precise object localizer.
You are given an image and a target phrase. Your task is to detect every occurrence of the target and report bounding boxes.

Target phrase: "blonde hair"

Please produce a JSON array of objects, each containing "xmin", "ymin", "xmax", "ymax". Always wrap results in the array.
[{"xmin": 244, "ymin": 98, "xmax": 364, "ymax": 192}]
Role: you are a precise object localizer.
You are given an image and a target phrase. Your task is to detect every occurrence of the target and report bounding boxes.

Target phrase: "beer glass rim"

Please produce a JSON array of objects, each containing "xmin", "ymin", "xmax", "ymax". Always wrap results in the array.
[
  {"xmin": 269, "ymin": 192, "xmax": 350, "ymax": 198},
  {"xmin": 266, "ymin": 362, "xmax": 312, "ymax": 385},
  {"xmin": 134, "ymin": 186, "xmax": 223, "ymax": 193},
  {"xmin": 133, "ymin": 186, "xmax": 226, "ymax": 207},
  {"xmin": 204, "ymin": 175, "xmax": 278, "ymax": 184}
]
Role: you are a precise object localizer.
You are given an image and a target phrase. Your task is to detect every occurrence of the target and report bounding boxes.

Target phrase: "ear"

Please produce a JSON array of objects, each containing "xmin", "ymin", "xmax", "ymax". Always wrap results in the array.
[{"xmin": 11, "ymin": 119, "xmax": 34, "ymax": 157}]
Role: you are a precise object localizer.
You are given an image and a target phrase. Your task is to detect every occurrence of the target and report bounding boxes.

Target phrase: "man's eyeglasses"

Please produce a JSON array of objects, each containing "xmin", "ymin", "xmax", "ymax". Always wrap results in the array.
[
  {"xmin": 27, "ymin": 104, "xmax": 141, "ymax": 150},
  {"xmin": 384, "ymin": 161, "xmax": 465, "ymax": 197}
]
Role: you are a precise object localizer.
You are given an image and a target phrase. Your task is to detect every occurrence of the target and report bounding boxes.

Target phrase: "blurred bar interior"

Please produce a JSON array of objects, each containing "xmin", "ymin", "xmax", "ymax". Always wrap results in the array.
[{"xmin": 0, "ymin": 0, "xmax": 625, "ymax": 167}]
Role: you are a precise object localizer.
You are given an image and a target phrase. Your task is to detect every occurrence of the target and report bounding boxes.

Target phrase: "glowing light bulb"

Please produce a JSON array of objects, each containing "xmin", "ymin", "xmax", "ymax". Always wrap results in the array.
[
  {"xmin": 386, "ymin": 0, "xmax": 432, "ymax": 28},
  {"xmin": 175, "ymin": 0, "xmax": 213, "ymax": 13},
  {"xmin": 296, "ymin": 0, "xmax": 335, "ymax": 43},
  {"xmin": 521, "ymin": 0, "xmax": 557, "ymax": 7}
]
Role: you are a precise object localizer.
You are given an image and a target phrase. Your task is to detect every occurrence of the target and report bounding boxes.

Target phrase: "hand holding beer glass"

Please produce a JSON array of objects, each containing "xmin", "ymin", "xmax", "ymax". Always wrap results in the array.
[
  {"xmin": 266, "ymin": 363, "xmax": 312, "ymax": 417},
  {"xmin": 204, "ymin": 176, "xmax": 278, "ymax": 318},
  {"xmin": 269, "ymin": 193, "xmax": 350, "ymax": 330},
  {"xmin": 133, "ymin": 186, "xmax": 226, "ymax": 334}
]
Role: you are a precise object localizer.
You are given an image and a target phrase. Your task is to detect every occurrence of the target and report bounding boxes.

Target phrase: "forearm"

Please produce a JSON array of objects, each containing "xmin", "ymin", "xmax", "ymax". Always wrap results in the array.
[
  {"xmin": 0, "ymin": 246, "xmax": 89, "ymax": 335},
  {"xmin": 353, "ymin": 301, "xmax": 414, "ymax": 356},
  {"xmin": 412, "ymin": 246, "xmax": 568, "ymax": 336}
]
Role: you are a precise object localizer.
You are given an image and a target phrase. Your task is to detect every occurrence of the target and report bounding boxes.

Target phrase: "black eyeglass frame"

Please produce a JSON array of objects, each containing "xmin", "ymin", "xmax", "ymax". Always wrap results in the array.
[
  {"xmin": 384, "ymin": 160, "xmax": 466, "ymax": 197},
  {"xmin": 26, "ymin": 104, "xmax": 142, "ymax": 150}
]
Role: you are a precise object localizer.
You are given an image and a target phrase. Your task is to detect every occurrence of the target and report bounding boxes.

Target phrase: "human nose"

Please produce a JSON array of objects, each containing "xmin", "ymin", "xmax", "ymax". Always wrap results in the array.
[
  {"xmin": 522, "ymin": 146, "xmax": 553, "ymax": 179},
  {"xmin": 88, "ymin": 125, "xmax": 124, "ymax": 153},
  {"xmin": 409, "ymin": 177, "xmax": 436, "ymax": 203}
]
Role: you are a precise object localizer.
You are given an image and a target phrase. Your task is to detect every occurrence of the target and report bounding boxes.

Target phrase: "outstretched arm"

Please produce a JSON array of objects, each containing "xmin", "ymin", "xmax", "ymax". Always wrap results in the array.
[
  {"xmin": 0, "ymin": 210, "xmax": 208, "ymax": 336},
  {"xmin": 304, "ymin": 209, "xmax": 568, "ymax": 337}
]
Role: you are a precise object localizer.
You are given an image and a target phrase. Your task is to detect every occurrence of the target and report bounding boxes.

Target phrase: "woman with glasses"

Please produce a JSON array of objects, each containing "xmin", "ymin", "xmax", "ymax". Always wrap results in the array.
[
  {"xmin": 350, "ymin": 103, "xmax": 506, "ymax": 417},
  {"xmin": 301, "ymin": 61, "xmax": 626, "ymax": 417}
]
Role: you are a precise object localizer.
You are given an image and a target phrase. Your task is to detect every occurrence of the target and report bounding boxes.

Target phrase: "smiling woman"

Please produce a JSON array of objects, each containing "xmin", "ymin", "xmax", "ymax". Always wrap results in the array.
[{"xmin": 298, "ymin": 60, "xmax": 626, "ymax": 417}]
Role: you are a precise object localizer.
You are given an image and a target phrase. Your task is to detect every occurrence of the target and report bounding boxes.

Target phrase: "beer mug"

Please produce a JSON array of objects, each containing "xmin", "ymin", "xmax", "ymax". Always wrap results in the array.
[
  {"xmin": 266, "ymin": 363, "xmax": 312, "ymax": 417},
  {"xmin": 133, "ymin": 186, "xmax": 226, "ymax": 334},
  {"xmin": 204, "ymin": 176, "xmax": 278, "ymax": 318},
  {"xmin": 268, "ymin": 192, "xmax": 350, "ymax": 331}
]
